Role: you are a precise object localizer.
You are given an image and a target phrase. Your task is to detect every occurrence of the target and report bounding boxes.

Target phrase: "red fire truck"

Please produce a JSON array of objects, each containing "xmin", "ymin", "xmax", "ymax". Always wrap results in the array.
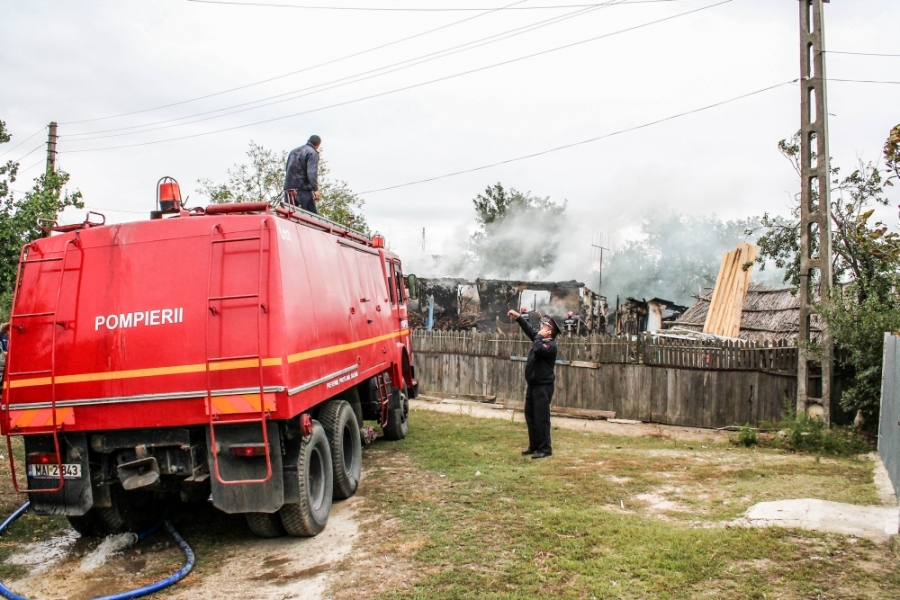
[{"xmin": 0, "ymin": 185, "xmax": 417, "ymax": 538}]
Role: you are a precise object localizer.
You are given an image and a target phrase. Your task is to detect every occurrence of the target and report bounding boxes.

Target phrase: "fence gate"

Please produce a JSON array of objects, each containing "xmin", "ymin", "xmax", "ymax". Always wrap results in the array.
[{"xmin": 879, "ymin": 333, "xmax": 900, "ymax": 501}]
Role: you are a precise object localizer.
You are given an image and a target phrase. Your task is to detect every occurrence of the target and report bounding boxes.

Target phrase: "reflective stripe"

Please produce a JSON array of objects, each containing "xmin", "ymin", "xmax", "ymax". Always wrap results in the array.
[
  {"xmin": 288, "ymin": 365, "xmax": 359, "ymax": 396},
  {"xmin": 9, "ymin": 407, "xmax": 75, "ymax": 429},
  {"xmin": 5, "ymin": 386, "xmax": 286, "ymax": 411},
  {"xmin": 209, "ymin": 393, "xmax": 277, "ymax": 416}
]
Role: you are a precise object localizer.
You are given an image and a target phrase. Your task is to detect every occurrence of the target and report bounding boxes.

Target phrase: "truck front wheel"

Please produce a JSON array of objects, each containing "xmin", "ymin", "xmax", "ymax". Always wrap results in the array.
[
  {"xmin": 279, "ymin": 421, "xmax": 333, "ymax": 536},
  {"xmin": 383, "ymin": 383, "xmax": 409, "ymax": 441}
]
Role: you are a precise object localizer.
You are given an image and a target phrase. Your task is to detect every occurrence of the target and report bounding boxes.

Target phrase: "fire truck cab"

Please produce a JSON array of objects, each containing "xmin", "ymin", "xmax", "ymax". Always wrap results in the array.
[{"xmin": 1, "ymin": 196, "xmax": 417, "ymax": 538}]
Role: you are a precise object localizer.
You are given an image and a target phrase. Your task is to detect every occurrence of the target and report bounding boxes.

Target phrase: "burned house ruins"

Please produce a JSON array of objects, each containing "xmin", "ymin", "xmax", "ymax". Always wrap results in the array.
[{"xmin": 406, "ymin": 277, "xmax": 608, "ymax": 335}]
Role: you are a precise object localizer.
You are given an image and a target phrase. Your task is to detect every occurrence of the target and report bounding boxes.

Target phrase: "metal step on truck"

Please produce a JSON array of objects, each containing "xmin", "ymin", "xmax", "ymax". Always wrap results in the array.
[{"xmin": 0, "ymin": 179, "xmax": 417, "ymax": 538}]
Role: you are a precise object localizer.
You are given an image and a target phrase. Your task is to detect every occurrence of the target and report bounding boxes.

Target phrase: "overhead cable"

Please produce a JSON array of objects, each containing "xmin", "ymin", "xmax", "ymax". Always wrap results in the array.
[
  {"xmin": 188, "ymin": 0, "xmax": 678, "ymax": 10},
  {"xmin": 359, "ymin": 79, "xmax": 797, "ymax": 194},
  {"xmin": 826, "ymin": 51, "xmax": 900, "ymax": 58},
  {"xmin": 0, "ymin": 127, "xmax": 46, "ymax": 160},
  {"xmin": 62, "ymin": 0, "xmax": 732, "ymax": 154},
  {"xmin": 65, "ymin": 1, "xmax": 615, "ymax": 140},
  {"xmin": 9, "ymin": 142, "xmax": 46, "ymax": 165},
  {"xmin": 829, "ymin": 79, "xmax": 900, "ymax": 85},
  {"xmin": 60, "ymin": 0, "xmax": 529, "ymax": 125},
  {"xmin": 18, "ymin": 157, "xmax": 47, "ymax": 176}
]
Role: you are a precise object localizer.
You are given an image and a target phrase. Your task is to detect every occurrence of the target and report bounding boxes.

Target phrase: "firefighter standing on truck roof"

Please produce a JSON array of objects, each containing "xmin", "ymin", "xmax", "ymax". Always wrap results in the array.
[
  {"xmin": 283, "ymin": 135, "xmax": 322, "ymax": 214},
  {"xmin": 508, "ymin": 309, "xmax": 560, "ymax": 459}
]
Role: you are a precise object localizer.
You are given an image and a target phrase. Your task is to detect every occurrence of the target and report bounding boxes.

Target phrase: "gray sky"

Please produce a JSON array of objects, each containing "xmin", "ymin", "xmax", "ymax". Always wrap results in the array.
[{"xmin": 2, "ymin": 0, "xmax": 897, "ymax": 280}]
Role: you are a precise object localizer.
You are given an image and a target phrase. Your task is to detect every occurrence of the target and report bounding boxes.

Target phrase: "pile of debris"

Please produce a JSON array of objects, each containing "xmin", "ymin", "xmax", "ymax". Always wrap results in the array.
[
  {"xmin": 669, "ymin": 283, "xmax": 819, "ymax": 343},
  {"xmin": 406, "ymin": 277, "xmax": 608, "ymax": 334}
]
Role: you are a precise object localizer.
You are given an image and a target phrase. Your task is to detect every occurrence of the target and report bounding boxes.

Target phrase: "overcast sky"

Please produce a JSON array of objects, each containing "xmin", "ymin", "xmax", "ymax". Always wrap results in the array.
[{"xmin": 2, "ymin": 0, "xmax": 897, "ymax": 280}]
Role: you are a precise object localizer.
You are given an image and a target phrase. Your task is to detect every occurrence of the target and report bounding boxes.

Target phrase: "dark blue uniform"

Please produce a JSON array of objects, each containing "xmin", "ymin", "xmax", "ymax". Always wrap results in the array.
[
  {"xmin": 516, "ymin": 316, "xmax": 557, "ymax": 455},
  {"xmin": 283, "ymin": 143, "xmax": 320, "ymax": 214}
]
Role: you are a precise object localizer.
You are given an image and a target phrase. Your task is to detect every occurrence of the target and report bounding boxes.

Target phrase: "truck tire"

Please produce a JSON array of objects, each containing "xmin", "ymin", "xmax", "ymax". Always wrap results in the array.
[
  {"xmin": 279, "ymin": 421, "xmax": 333, "ymax": 537},
  {"xmin": 319, "ymin": 400, "xmax": 362, "ymax": 500},
  {"xmin": 245, "ymin": 513, "xmax": 285, "ymax": 538},
  {"xmin": 383, "ymin": 382, "xmax": 409, "ymax": 441},
  {"xmin": 67, "ymin": 487, "xmax": 155, "ymax": 536}
]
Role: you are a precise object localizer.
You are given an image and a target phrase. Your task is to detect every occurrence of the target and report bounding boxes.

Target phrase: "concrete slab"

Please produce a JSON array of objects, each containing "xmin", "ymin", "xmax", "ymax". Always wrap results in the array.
[
  {"xmin": 738, "ymin": 498, "xmax": 899, "ymax": 542},
  {"xmin": 871, "ymin": 452, "xmax": 899, "ymax": 507}
]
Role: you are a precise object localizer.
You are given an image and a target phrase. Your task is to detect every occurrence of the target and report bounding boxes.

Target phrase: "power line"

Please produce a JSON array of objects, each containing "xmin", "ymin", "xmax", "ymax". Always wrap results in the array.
[
  {"xmin": 19, "ymin": 157, "xmax": 47, "ymax": 176},
  {"xmin": 61, "ymin": 0, "xmax": 529, "ymax": 125},
  {"xmin": 359, "ymin": 79, "xmax": 797, "ymax": 194},
  {"xmin": 189, "ymin": 0, "xmax": 677, "ymax": 10},
  {"xmin": 62, "ymin": 0, "xmax": 732, "ymax": 154},
  {"xmin": 10, "ymin": 142, "xmax": 46, "ymax": 165},
  {"xmin": 65, "ymin": 1, "xmax": 614, "ymax": 140},
  {"xmin": 0, "ymin": 127, "xmax": 46, "ymax": 160},
  {"xmin": 826, "ymin": 51, "xmax": 900, "ymax": 58},
  {"xmin": 829, "ymin": 78, "xmax": 900, "ymax": 85}
]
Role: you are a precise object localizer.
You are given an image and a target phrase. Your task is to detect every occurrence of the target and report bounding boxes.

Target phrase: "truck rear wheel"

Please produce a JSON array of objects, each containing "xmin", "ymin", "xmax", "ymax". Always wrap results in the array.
[
  {"xmin": 279, "ymin": 421, "xmax": 333, "ymax": 537},
  {"xmin": 383, "ymin": 383, "xmax": 409, "ymax": 441},
  {"xmin": 319, "ymin": 400, "xmax": 362, "ymax": 500},
  {"xmin": 245, "ymin": 513, "xmax": 285, "ymax": 538},
  {"xmin": 67, "ymin": 486, "xmax": 158, "ymax": 537}
]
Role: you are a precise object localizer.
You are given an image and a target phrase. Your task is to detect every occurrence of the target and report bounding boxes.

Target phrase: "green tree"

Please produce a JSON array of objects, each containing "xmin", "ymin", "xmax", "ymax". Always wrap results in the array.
[
  {"xmin": 197, "ymin": 141, "xmax": 369, "ymax": 234},
  {"xmin": 603, "ymin": 212, "xmax": 759, "ymax": 306},
  {"xmin": 755, "ymin": 128, "xmax": 900, "ymax": 422},
  {"xmin": 467, "ymin": 183, "xmax": 566, "ymax": 279},
  {"xmin": 0, "ymin": 120, "xmax": 83, "ymax": 321},
  {"xmin": 754, "ymin": 131, "xmax": 899, "ymax": 289}
]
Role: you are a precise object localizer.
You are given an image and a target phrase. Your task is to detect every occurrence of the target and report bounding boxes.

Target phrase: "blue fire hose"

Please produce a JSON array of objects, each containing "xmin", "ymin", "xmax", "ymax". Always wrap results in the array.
[{"xmin": 0, "ymin": 502, "xmax": 195, "ymax": 600}]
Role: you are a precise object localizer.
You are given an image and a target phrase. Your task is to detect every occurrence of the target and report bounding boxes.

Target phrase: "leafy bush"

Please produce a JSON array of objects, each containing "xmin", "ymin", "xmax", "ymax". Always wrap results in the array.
[
  {"xmin": 735, "ymin": 424, "xmax": 758, "ymax": 447},
  {"xmin": 768, "ymin": 407, "xmax": 871, "ymax": 456}
]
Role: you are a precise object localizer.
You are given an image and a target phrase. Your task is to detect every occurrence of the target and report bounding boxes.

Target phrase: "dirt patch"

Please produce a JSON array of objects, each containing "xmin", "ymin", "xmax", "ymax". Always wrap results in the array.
[{"xmin": 168, "ymin": 496, "xmax": 362, "ymax": 600}]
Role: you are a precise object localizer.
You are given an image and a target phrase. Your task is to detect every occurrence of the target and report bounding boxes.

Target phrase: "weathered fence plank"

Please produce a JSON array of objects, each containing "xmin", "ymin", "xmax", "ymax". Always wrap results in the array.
[{"xmin": 412, "ymin": 330, "xmax": 797, "ymax": 429}]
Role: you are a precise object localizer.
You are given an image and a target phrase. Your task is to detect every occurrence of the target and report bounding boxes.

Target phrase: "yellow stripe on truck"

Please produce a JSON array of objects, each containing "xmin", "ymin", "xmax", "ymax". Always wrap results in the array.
[
  {"xmin": 287, "ymin": 329, "xmax": 410, "ymax": 363},
  {"xmin": 5, "ymin": 330, "xmax": 408, "ymax": 390}
]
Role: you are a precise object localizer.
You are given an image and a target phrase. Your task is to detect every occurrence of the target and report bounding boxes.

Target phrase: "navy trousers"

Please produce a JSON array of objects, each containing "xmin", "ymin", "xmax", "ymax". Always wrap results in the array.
[
  {"xmin": 284, "ymin": 189, "xmax": 318, "ymax": 214},
  {"xmin": 524, "ymin": 384, "xmax": 553, "ymax": 454}
]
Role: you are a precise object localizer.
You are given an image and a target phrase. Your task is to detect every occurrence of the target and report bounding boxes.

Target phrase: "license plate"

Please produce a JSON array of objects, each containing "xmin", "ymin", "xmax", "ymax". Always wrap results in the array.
[{"xmin": 26, "ymin": 463, "xmax": 82, "ymax": 479}]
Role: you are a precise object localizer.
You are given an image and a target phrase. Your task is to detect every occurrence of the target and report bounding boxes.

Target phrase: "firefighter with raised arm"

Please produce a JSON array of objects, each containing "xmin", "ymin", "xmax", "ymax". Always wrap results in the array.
[{"xmin": 507, "ymin": 309, "xmax": 560, "ymax": 459}]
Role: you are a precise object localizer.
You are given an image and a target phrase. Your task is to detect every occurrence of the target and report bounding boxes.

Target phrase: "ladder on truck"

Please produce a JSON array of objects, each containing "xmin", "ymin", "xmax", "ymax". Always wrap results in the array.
[
  {"xmin": 376, "ymin": 371, "xmax": 391, "ymax": 428},
  {"xmin": 205, "ymin": 220, "xmax": 273, "ymax": 485},
  {"xmin": 4, "ymin": 239, "xmax": 78, "ymax": 494}
]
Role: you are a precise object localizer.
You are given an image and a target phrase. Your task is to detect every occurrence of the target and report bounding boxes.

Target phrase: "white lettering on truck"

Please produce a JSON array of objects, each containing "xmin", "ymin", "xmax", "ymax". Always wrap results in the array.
[{"xmin": 95, "ymin": 308, "xmax": 184, "ymax": 331}]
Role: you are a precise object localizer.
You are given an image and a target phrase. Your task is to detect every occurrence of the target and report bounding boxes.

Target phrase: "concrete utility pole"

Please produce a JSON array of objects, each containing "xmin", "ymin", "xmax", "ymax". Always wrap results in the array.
[
  {"xmin": 797, "ymin": 0, "xmax": 833, "ymax": 425},
  {"xmin": 46, "ymin": 122, "xmax": 58, "ymax": 174}
]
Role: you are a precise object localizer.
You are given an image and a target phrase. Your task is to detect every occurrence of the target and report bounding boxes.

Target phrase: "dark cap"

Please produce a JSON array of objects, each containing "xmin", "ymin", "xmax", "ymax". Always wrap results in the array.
[{"xmin": 541, "ymin": 316, "xmax": 561, "ymax": 338}]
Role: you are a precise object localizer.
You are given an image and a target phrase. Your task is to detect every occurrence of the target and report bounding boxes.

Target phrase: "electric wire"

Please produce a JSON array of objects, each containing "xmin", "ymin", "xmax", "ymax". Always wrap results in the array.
[
  {"xmin": 18, "ymin": 158, "xmax": 47, "ymax": 176},
  {"xmin": 359, "ymin": 79, "xmax": 797, "ymax": 194},
  {"xmin": 0, "ymin": 127, "xmax": 46, "ymax": 160},
  {"xmin": 828, "ymin": 78, "xmax": 900, "ymax": 85},
  {"xmin": 826, "ymin": 51, "xmax": 900, "ymax": 58},
  {"xmin": 65, "ymin": 1, "xmax": 617, "ymax": 140},
  {"xmin": 61, "ymin": 0, "xmax": 732, "ymax": 154},
  {"xmin": 9, "ymin": 143, "xmax": 46, "ymax": 165},
  {"xmin": 60, "ymin": 0, "xmax": 529, "ymax": 125},
  {"xmin": 189, "ymin": 0, "xmax": 678, "ymax": 10}
]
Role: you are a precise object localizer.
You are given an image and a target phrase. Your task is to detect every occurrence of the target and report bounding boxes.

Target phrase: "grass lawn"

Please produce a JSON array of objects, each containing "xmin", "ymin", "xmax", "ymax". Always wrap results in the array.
[{"xmin": 354, "ymin": 408, "xmax": 899, "ymax": 600}]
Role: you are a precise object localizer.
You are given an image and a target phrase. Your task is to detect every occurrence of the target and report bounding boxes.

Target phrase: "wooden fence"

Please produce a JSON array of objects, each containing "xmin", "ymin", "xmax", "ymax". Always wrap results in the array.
[{"xmin": 412, "ymin": 330, "xmax": 798, "ymax": 429}]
